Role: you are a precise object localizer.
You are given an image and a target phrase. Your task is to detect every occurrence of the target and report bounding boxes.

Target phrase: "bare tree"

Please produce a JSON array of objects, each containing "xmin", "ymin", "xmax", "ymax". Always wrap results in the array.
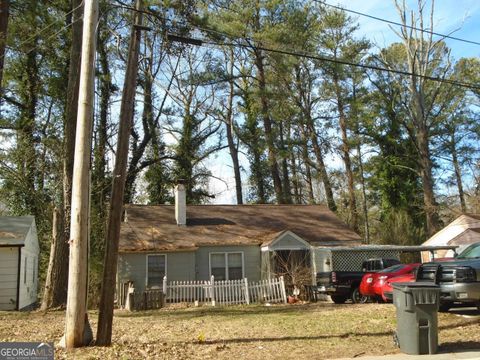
[
  {"xmin": 272, "ymin": 250, "xmax": 312, "ymax": 298},
  {"xmin": 42, "ymin": 0, "xmax": 83, "ymax": 311},
  {"xmin": 97, "ymin": 0, "xmax": 143, "ymax": 346},
  {"xmin": 392, "ymin": 0, "xmax": 451, "ymax": 235}
]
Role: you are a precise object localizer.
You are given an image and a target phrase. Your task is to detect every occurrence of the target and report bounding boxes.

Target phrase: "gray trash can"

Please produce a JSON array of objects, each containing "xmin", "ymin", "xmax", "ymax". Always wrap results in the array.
[{"xmin": 392, "ymin": 282, "xmax": 440, "ymax": 355}]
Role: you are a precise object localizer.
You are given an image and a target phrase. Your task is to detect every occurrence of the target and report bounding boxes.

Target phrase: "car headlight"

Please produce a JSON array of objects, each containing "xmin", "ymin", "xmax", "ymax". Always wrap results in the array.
[{"xmin": 454, "ymin": 267, "xmax": 476, "ymax": 282}]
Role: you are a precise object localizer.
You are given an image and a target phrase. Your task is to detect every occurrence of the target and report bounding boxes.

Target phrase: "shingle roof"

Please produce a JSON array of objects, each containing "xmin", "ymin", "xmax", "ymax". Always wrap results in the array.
[
  {"xmin": 423, "ymin": 213, "xmax": 480, "ymax": 246},
  {"xmin": 0, "ymin": 216, "xmax": 35, "ymax": 246},
  {"xmin": 120, "ymin": 204, "xmax": 362, "ymax": 252}
]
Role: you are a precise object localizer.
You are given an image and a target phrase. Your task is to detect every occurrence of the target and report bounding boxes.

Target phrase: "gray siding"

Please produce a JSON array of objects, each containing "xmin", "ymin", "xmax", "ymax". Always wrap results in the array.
[
  {"xmin": 0, "ymin": 247, "xmax": 18, "ymax": 310},
  {"xmin": 118, "ymin": 252, "xmax": 196, "ymax": 294},
  {"xmin": 195, "ymin": 246, "xmax": 261, "ymax": 282},
  {"xmin": 117, "ymin": 246, "xmax": 262, "ymax": 297},
  {"xmin": 18, "ymin": 222, "xmax": 39, "ymax": 310},
  {"xmin": 270, "ymin": 233, "xmax": 308, "ymax": 250}
]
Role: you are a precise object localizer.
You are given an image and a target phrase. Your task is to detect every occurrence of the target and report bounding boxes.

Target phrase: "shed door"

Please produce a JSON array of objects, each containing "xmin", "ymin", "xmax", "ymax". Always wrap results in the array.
[{"xmin": 0, "ymin": 247, "xmax": 19, "ymax": 310}]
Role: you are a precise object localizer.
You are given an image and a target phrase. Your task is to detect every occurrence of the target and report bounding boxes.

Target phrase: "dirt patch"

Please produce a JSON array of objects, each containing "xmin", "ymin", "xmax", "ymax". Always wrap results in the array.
[{"xmin": 0, "ymin": 303, "xmax": 478, "ymax": 359}]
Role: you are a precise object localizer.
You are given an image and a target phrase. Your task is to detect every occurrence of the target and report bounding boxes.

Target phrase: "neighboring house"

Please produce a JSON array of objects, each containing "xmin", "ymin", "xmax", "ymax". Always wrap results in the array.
[
  {"xmin": 421, "ymin": 214, "xmax": 480, "ymax": 262},
  {"xmin": 0, "ymin": 216, "xmax": 39, "ymax": 310},
  {"xmin": 118, "ymin": 185, "xmax": 362, "ymax": 297}
]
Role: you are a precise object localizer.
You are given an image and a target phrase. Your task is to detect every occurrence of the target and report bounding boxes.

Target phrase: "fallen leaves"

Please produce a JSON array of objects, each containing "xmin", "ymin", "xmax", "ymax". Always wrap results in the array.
[{"xmin": 0, "ymin": 303, "xmax": 477, "ymax": 359}]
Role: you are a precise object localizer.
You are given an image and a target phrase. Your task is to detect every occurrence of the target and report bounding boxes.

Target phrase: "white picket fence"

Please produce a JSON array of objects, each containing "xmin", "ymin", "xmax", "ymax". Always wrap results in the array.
[{"xmin": 162, "ymin": 276, "xmax": 287, "ymax": 306}]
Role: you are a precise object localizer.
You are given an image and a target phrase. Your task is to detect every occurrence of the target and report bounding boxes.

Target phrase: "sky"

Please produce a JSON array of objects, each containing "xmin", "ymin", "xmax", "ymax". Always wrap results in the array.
[
  {"xmin": 208, "ymin": 0, "xmax": 480, "ymax": 204},
  {"xmin": 333, "ymin": 0, "xmax": 480, "ymax": 59}
]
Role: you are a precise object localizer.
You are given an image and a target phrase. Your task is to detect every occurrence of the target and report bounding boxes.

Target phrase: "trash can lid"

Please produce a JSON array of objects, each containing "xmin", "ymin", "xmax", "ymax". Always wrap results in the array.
[{"xmin": 392, "ymin": 282, "xmax": 439, "ymax": 292}]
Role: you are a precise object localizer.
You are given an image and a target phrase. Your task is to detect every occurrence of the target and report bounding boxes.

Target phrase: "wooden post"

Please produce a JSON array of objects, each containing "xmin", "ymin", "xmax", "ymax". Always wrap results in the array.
[
  {"xmin": 96, "ymin": 0, "xmax": 144, "ymax": 346},
  {"xmin": 64, "ymin": 0, "xmax": 97, "ymax": 349},
  {"xmin": 163, "ymin": 275, "xmax": 167, "ymax": 297},
  {"xmin": 279, "ymin": 276, "xmax": 287, "ymax": 304},
  {"xmin": 125, "ymin": 283, "xmax": 134, "ymax": 311},
  {"xmin": 210, "ymin": 275, "xmax": 215, "ymax": 306},
  {"xmin": 244, "ymin": 278, "xmax": 250, "ymax": 305}
]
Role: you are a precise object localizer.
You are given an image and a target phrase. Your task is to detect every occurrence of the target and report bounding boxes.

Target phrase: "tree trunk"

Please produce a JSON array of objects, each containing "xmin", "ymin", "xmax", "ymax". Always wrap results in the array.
[
  {"xmin": 290, "ymin": 151, "xmax": 301, "ymax": 204},
  {"xmin": 64, "ymin": 0, "xmax": 97, "ymax": 348},
  {"xmin": 124, "ymin": 65, "xmax": 154, "ymax": 203},
  {"xmin": 300, "ymin": 138, "xmax": 315, "ymax": 204},
  {"xmin": 41, "ymin": 207, "xmax": 67, "ymax": 310},
  {"xmin": 0, "ymin": 0, "xmax": 9, "ymax": 94},
  {"xmin": 451, "ymin": 139, "xmax": 466, "ymax": 213},
  {"xmin": 293, "ymin": 63, "xmax": 335, "ymax": 209},
  {"xmin": 254, "ymin": 48, "xmax": 283, "ymax": 203},
  {"xmin": 333, "ymin": 75, "xmax": 358, "ymax": 230},
  {"xmin": 96, "ymin": 0, "xmax": 143, "ymax": 345},
  {"xmin": 225, "ymin": 48, "xmax": 243, "ymax": 204},
  {"xmin": 394, "ymin": 0, "xmax": 442, "ymax": 237},
  {"xmin": 417, "ymin": 127, "xmax": 441, "ymax": 236},
  {"xmin": 92, "ymin": 25, "xmax": 110, "ymax": 210},
  {"xmin": 356, "ymin": 142, "xmax": 370, "ymax": 243},
  {"xmin": 279, "ymin": 121, "xmax": 292, "ymax": 204},
  {"xmin": 239, "ymin": 80, "xmax": 266, "ymax": 203},
  {"xmin": 252, "ymin": 150, "xmax": 266, "ymax": 203},
  {"xmin": 305, "ymin": 121, "xmax": 336, "ymax": 211},
  {"xmin": 17, "ymin": 1, "xmax": 40, "ymax": 216},
  {"xmin": 42, "ymin": 0, "xmax": 83, "ymax": 310}
]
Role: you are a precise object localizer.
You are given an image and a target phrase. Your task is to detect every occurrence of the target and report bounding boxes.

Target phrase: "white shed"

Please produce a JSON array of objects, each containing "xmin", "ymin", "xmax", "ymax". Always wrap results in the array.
[
  {"xmin": 0, "ymin": 216, "xmax": 39, "ymax": 310},
  {"xmin": 421, "ymin": 214, "xmax": 480, "ymax": 262}
]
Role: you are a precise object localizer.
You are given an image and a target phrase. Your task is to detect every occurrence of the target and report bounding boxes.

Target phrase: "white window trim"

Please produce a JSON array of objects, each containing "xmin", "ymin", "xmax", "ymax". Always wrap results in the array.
[
  {"xmin": 208, "ymin": 251, "xmax": 245, "ymax": 280},
  {"xmin": 145, "ymin": 254, "xmax": 167, "ymax": 288}
]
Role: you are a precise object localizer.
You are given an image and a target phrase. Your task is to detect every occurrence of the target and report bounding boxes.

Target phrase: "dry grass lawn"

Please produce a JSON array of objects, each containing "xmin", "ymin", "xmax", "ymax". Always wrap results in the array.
[{"xmin": 0, "ymin": 302, "xmax": 479, "ymax": 359}]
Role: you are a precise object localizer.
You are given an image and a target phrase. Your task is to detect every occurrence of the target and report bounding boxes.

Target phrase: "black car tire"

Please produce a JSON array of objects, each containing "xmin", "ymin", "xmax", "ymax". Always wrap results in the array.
[
  {"xmin": 439, "ymin": 302, "xmax": 452, "ymax": 312},
  {"xmin": 331, "ymin": 295, "xmax": 347, "ymax": 304},
  {"xmin": 351, "ymin": 287, "xmax": 368, "ymax": 304}
]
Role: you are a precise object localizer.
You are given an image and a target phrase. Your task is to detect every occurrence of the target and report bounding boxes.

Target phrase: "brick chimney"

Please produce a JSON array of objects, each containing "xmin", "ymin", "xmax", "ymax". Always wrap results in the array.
[{"xmin": 175, "ymin": 181, "xmax": 186, "ymax": 226}]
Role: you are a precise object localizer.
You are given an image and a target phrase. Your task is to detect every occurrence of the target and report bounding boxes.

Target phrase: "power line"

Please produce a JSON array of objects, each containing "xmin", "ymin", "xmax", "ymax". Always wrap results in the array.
[
  {"xmin": 317, "ymin": 0, "xmax": 480, "ymax": 47},
  {"xmin": 1, "ymin": 1, "xmax": 85, "ymax": 61},
  {"xmin": 169, "ymin": 32, "xmax": 480, "ymax": 92},
  {"xmin": 137, "ymin": 10, "xmax": 479, "ymax": 91},
  {"xmin": 159, "ymin": 14, "xmax": 480, "ymax": 91},
  {"xmin": 9, "ymin": 2, "xmax": 84, "ymax": 49}
]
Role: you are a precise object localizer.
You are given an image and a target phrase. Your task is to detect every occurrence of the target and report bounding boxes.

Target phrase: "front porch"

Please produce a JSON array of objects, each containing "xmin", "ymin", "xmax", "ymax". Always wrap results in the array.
[{"xmin": 261, "ymin": 231, "xmax": 316, "ymax": 299}]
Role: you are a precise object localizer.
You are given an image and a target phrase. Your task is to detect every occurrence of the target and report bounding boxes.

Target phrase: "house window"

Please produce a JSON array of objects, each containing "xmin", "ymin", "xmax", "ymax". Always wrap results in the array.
[
  {"xmin": 147, "ymin": 254, "xmax": 166, "ymax": 287},
  {"xmin": 33, "ymin": 258, "xmax": 36, "ymax": 283},
  {"xmin": 210, "ymin": 252, "xmax": 244, "ymax": 280}
]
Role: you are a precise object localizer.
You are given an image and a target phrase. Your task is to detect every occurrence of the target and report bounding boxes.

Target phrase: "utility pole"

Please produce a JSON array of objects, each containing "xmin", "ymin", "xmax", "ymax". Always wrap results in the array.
[
  {"xmin": 65, "ymin": 0, "xmax": 98, "ymax": 348},
  {"xmin": 96, "ymin": 0, "xmax": 143, "ymax": 346}
]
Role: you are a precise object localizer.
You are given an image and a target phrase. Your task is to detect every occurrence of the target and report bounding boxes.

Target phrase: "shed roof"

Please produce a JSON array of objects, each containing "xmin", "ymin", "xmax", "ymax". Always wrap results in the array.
[
  {"xmin": 0, "ymin": 216, "xmax": 35, "ymax": 246},
  {"xmin": 423, "ymin": 214, "xmax": 480, "ymax": 247},
  {"xmin": 120, "ymin": 204, "xmax": 362, "ymax": 252}
]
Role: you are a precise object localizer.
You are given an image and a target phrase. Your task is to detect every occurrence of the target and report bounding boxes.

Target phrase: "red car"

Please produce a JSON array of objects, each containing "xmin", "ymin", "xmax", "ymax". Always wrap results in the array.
[
  {"xmin": 381, "ymin": 272, "xmax": 416, "ymax": 302},
  {"xmin": 359, "ymin": 263, "xmax": 420, "ymax": 302}
]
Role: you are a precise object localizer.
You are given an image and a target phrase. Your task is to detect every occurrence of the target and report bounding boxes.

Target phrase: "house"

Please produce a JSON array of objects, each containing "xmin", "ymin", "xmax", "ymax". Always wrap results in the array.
[
  {"xmin": 0, "ymin": 216, "xmax": 39, "ymax": 310},
  {"xmin": 421, "ymin": 214, "xmax": 480, "ymax": 262},
  {"xmin": 117, "ymin": 184, "xmax": 362, "ymax": 297}
]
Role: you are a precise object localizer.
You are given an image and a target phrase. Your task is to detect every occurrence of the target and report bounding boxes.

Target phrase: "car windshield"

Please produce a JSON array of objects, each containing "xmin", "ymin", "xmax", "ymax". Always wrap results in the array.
[
  {"xmin": 380, "ymin": 264, "xmax": 405, "ymax": 273},
  {"xmin": 457, "ymin": 243, "xmax": 480, "ymax": 259}
]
